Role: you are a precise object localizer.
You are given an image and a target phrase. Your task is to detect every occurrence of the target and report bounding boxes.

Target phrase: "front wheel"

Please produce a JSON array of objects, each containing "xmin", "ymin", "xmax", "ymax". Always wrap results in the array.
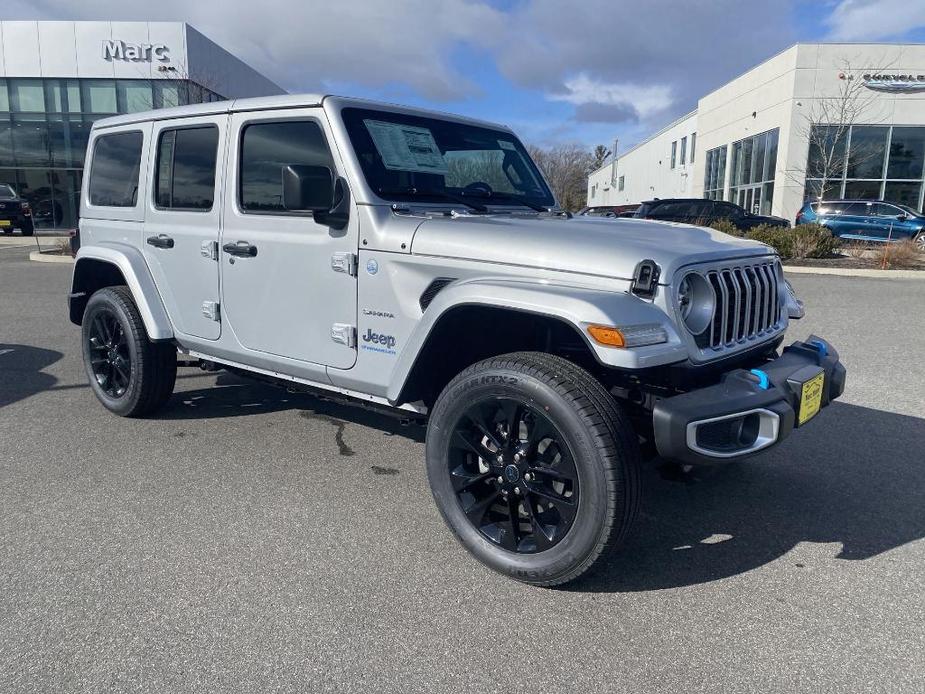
[
  {"xmin": 81, "ymin": 286, "xmax": 177, "ymax": 417},
  {"xmin": 18, "ymin": 218, "xmax": 34, "ymax": 236},
  {"xmin": 914, "ymin": 232, "xmax": 925, "ymax": 253},
  {"xmin": 426, "ymin": 352, "xmax": 640, "ymax": 587}
]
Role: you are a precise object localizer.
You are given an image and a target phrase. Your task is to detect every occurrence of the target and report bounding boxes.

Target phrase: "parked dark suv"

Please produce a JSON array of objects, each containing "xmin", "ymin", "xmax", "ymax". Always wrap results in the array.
[
  {"xmin": 577, "ymin": 204, "xmax": 639, "ymax": 218},
  {"xmin": 796, "ymin": 199, "xmax": 925, "ymax": 250},
  {"xmin": 634, "ymin": 198, "xmax": 789, "ymax": 230},
  {"xmin": 0, "ymin": 184, "xmax": 35, "ymax": 236}
]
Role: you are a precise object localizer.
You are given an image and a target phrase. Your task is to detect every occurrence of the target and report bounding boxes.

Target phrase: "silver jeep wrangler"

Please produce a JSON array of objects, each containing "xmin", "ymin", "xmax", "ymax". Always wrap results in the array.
[{"xmin": 69, "ymin": 95, "xmax": 846, "ymax": 586}]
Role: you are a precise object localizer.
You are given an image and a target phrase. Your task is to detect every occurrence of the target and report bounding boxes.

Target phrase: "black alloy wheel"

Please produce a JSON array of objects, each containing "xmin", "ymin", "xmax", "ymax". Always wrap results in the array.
[
  {"xmin": 87, "ymin": 308, "xmax": 131, "ymax": 398},
  {"xmin": 449, "ymin": 398, "xmax": 579, "ymax": 553},
  {"xmin": 426, "ymin": 351, "xmax": 641, "ymax": 587}
]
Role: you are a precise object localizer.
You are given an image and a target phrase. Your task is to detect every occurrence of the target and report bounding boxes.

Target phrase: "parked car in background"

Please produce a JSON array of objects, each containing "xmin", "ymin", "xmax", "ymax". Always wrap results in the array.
[
  {"xmin": 577, "ymin": 204, "xmax": 639, "ymax": 218},
  {"xmin": 796, "ymin": 200, "xmax": 925, "ymax": 250},
  {"xmin": 0, "ymin": 184, "xmax": 35, "ymax": 236},
  {"xmin": 634, "ymin": 198, "xmax": 789, "ymax": 230}
]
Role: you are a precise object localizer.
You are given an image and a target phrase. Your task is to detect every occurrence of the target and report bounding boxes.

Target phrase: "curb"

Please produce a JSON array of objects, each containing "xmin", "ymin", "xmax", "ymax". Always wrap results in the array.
[
  {"xmin": 29, "ymin": 250, "xmax": 75, "ymax": 265},
  {"xmin": 783, "ymin": 265, "xmax": 924, "ymax": 279}
]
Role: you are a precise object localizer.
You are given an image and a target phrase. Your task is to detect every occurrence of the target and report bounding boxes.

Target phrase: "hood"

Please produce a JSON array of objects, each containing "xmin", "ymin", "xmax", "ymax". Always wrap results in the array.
[{"xmin": 410, "ymin": 214, "xmax": 774, "ymax": 282}]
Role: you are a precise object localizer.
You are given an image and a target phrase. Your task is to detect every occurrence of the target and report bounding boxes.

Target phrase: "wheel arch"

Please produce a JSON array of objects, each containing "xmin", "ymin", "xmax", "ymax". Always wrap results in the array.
[
  {"xmin": 70, "ymin": 244, "xmax": 174, "ymax": 341},
  {"xmin": 387, "ymin": 278, "xmax": 686, "ymax": 407}
]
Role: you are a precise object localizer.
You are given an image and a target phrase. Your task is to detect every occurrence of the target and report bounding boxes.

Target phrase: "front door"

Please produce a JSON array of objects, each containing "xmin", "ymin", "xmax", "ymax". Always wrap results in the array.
[
  {"xmin": 220, "ymin": 109, "xmax": 358, "ymax": 369},
  {"xmin": 143, "ymin": 115, "xmax": 225, "ymax": 340}
]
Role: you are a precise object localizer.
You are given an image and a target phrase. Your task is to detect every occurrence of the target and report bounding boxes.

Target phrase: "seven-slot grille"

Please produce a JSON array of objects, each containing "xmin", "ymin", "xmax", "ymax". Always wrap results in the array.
[{"xmin": 694, "ymin": 261, "xmax": 782, "ymax": 350}]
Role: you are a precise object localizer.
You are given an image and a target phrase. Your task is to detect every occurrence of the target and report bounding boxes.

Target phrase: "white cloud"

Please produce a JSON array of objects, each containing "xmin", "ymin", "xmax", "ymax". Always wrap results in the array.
[
  {"xmin": 549, "ymin": 74, "xmax": 673, "ymax": 120},
  {"xmin": 825, "ymin": 0, "xmax": 925, "ymax": 40}
]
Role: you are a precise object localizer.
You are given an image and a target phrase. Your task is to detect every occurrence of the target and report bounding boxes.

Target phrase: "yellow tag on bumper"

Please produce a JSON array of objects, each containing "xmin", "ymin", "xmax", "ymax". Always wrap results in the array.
[
  {"xmin": 0, "ymin": 220, "xmax": 11, "ymax": 227},
  {"xmin": 798, "ymin": 372, "xmax": 825, "ymax": 425}
]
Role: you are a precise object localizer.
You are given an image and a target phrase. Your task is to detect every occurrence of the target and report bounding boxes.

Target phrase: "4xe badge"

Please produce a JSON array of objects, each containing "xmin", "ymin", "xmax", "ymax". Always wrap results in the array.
[{"xmin": 366, "ymin": 258, "xmax": 379, "ymax": 275}]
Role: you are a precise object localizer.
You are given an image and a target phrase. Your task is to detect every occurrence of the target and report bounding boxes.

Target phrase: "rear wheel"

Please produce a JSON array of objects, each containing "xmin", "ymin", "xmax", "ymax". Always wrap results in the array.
[
  {"xmin": 426, "ymin": 352, "xmax": 640, "ymax": 587},
  {"xmin": 18, "ymin": 218, "xmax": 34, "ymax": 236},
  {"xmin": 914, "ymin": 232, "xmax": 925, "ymax": 253},
  {"xmin": 81, "ymin": 286, "xmax": 176, "ymax": 417}
]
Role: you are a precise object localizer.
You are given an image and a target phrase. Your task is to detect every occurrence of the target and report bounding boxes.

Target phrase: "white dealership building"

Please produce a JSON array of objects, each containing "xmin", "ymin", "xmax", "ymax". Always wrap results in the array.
[
  {"xmin": 0, "ymin": 21, "xmax": 284, "ymax": 229},
  {"xmin": 586, "ymin": 43, "xmax": 925, "ymax": 224}
]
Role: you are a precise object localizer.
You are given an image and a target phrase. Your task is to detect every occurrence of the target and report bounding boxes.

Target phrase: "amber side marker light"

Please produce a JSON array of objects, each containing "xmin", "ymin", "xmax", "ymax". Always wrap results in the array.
[
  {"xmin": 587, "ymin": 323, "xmax": 669, "ymax": 348},
  {"xmin": 587, "ymin": 325, "xmax": 626, "ymax": 347}
]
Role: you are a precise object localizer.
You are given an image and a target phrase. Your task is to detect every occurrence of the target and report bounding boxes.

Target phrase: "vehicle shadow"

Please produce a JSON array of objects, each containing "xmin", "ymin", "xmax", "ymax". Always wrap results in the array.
[
  {"xmin": 575, "ymin": 401, "xmax": 925, "ymax": 592},
  {"xmin": 0, "ymin": 344, "xmax": 62, "ymax": 409},
  {"xmin": 159, "ymin": 371, "xmax": 426, "ymax": 442}
]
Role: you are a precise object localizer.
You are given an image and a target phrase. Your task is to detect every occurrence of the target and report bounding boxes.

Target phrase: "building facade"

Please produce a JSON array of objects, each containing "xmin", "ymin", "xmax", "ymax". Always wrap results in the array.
[
  {"xmin": 587, "ymin": 43, "xmax": 925, "ymax": 224},
  {"xmin": 0, "ymin": 21, "xmax": 284, "ymax": 229}
]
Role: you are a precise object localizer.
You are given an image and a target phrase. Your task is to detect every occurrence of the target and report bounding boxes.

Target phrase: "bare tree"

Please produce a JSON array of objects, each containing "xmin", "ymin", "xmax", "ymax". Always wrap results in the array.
[
  {"xmin": 590, "ymin": 144, "xmax": 612, "ymax": 172},
  {"xmin": 528, "ymin": 144, "xmax": 595, "ymax": 211},
  {"xmin": 792, "ymin": 59, "xmax": 890, "ymax": 201}
]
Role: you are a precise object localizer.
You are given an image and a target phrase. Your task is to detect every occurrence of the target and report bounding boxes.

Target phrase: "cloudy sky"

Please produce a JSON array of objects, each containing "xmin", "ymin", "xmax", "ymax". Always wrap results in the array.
[{"xmin": 7, "ymin": 0, "xmax": 925, "ymax": 149}]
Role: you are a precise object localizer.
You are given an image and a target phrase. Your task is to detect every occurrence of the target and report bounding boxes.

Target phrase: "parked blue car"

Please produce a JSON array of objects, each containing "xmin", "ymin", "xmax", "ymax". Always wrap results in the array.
[{"xmin": 796, "ymin": 199, "xmax": 925, "ymax": 250}]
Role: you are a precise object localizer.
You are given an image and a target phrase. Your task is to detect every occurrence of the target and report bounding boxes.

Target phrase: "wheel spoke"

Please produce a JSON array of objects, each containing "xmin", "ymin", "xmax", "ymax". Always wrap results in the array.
[
  {"xmin": 463, "ymin": 490, "xmax": 500, "ymax": 527},
  {"xmin": 498, "ymin": 400, "xmax": 523, "ymax": 444},
  {"xmin": 451, "ymin": 466, "xmax": 492, "ymax": 493},
  {"xmin": 451, "ymin": 428, "xmax": 494, "ymax": 460},
  {"xmin": 522, "ymin": 494, "xmax": 554, "ymax": 551},
  {"xmin": 500, "ymin": 495, "xmax": 522, "ymax": 551},
  {"xmin": 464, "ymin": 406, "xmax": 504, "ymax": 451}
]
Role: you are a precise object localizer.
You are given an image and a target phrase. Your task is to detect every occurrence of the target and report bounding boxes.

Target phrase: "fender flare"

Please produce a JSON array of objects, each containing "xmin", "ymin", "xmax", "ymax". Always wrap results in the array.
[
  {"xmin": 71, "ymin": 242, "xmax": 174, "ymax": 341},
  {"xmin": 386, "ymin": 277, "xmax": 688, "ymax": 403}
]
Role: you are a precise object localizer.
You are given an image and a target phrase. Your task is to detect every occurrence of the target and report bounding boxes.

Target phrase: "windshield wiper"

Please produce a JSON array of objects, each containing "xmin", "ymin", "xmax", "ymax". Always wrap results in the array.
[{"xmin": 377, "ymin": 186, "xmax": 488, "ymax": 213}]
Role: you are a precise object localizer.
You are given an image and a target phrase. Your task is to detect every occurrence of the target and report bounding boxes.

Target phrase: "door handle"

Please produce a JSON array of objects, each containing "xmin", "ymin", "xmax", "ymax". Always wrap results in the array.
[
  {"xmin": 222, "ymin": 241, "xmax": 258, "ymax": 257},
  {"xmin": 146, "ymin": 234, "xmax": 174, "ymax": 249}
]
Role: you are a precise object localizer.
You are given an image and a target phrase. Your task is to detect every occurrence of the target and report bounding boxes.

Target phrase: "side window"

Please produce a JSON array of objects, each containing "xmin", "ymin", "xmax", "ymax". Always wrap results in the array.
[
  {"xmin": 155, "ymin": 126, "xmax": 219, "ymax": 211},
  {"xmin": 89, "ymin": 131, "xmax": 143, "ymax": 207},
  {"xmin": 240, "ymin": 120, "xmax": 333, "ymax": 213},
  {"xmin": 843, "ymin": 202, "xmax": 871, "ymax": 216},
  {"xmin": 716, "ymin": 202, "xmax": 742, "ymax": 219},
  {"xmin": 872, "ymin": 203, "xmax": 900, "ymax": 217}
]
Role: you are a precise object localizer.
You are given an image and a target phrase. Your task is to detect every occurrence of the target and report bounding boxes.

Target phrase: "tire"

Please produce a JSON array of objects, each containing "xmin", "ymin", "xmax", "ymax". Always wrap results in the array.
[
  {"xmin": 81, "ymin": 286, "xmax": 177, "ymax": 417},
  {"xmin": 426, "ymin": 351, "xmax": 641, "ymax": 587},
  {"xmin": 915, "ymin": 232, "xmax": 925, "ymax": 253},
  {"xmin": 18, "ymin": 218, "xmax": 34, "ymax": 236}
]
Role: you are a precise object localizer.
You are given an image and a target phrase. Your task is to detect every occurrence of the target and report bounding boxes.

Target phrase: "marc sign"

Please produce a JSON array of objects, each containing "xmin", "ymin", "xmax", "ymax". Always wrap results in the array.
[
  {"xmin": 102, "ymin": 40, "xmax": 169, "ymax": 62},
  {"xmin": 841, "ymin": 71, "xmax": 925, "ymax": 93}
]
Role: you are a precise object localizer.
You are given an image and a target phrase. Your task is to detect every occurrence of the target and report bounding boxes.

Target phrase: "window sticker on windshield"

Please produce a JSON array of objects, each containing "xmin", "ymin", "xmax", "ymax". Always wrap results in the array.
[
  {"xmin": 364, "ymin": 120, "xmax": 448, "ymax": 174},
  {"xmin": 498, "ymin": 139, "xmax": 517, "ymax": 151}
]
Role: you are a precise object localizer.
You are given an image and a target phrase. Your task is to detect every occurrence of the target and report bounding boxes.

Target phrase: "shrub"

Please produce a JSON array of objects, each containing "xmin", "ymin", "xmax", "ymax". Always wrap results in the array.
[
  {"xmin": 843, "ymin": 241, "xmax": 869, "ymax": 260},
  {"xmin": 789, "ymin": 224, "xmax": 841, "ymax": 259},
  {"xmin": 707, "ymin": 218, "xmax": 744, "ymax": 237},
  {"xmin": 745, "ymin": 225, "xmax": 794, "ymax": 259},
  {"xmin": 875, "ymin": 239, "xmax": 922, "ymax": 269}
]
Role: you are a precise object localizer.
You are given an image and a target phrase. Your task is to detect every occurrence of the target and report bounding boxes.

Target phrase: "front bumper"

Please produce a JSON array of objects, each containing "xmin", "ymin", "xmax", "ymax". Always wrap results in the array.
[{"xmin": 652, "ymin": 335, "xmax": 846, "ymax": 464}]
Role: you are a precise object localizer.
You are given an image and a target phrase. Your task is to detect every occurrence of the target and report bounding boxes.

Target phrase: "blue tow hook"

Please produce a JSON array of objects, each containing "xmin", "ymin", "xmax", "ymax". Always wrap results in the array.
[
  {"xmin": 808, "ymin": 339, "xmax": 828, "ymax": 357},
  {"xmin": 749, "ymin": 368, "xmax": 770, "ymax": 390}
]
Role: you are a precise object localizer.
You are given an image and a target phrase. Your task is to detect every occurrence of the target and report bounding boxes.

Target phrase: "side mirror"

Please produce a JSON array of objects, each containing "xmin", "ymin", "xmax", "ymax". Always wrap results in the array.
[
  {"xmin": 897, "ymin": 213, "xmax": 908, "ymax": 221},
  {"xmin": 282, "ymin": 164, "xmax": 334, "ymax": 212}
]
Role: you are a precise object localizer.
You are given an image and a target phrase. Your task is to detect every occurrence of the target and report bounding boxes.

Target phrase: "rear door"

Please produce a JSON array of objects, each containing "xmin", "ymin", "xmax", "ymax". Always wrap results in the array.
[
  {"xmin": 220, "ymin": 108, "xmax": 358, "ymax": 369},
  {"xmin": 143, "ymin": 116, "xmax": 225, "ymax": 340}
]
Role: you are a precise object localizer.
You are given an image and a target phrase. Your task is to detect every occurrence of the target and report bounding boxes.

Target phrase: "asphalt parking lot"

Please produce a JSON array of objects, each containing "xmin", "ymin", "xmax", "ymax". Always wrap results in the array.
[{"xmin": 1, "ymin": 244, "xmax": 923, "ymax": 693}]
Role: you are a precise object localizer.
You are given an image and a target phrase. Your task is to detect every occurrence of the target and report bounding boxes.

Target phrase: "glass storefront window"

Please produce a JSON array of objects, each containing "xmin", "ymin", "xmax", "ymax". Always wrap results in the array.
[
  {"xmin": 11, "ymin": 115, "xmax": 49, "ymax": 166},
  {"xmin": 846, "ymin": 126, "xmax": 888, "ymax": 179},
  {"xmin": 729, "ymin": 128, "xmax": 778, "ymax": 214},
  {"xmin": 703, "ymin": 145, "xmax": 726, "ymax": 200},
  {"xmin": 886, "ymin": 127, "xmax": 925, "ymax": 180},
  {"xmin": 0, "ymin": 81, "xmax": 9, "ymax": 112},
  {"xmin": 843, "ymin": 180, "xmax": 882, "ymax": 200},
  {"xmin": 10, "ymin": 80, "xmax": 46, "ymax": 112},
  {"xmin": 82, "ymin": 81, "xmax": 117, "ymax": 114},
  {"xmin": 0, "ymin": 117, "xmax": 13, "ymax": 167},
  {"xmin": 883, "ymin": 181, "xmax": 923, "ymax": 209},
  {"xmin": 118, "ymin": 81, "xmax": 154, "ymax": 113}
]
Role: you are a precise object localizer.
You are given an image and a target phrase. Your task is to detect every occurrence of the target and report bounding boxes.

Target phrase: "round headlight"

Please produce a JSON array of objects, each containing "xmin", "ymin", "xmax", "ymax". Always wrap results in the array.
[{"xmin": 677, "ymin": 272, "xmax": 715, "ymax": 335}]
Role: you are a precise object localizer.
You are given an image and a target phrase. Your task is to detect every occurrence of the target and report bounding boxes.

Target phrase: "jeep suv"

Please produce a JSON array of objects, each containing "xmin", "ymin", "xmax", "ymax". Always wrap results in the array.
[
  {"xmin": 68, "ymin": 95, "xmax": 845, "ymax": 587},
  {"xmin": 635, "ymin": 198, "xmax": 789, "ymax": 230},
  {"xmin": 796, "ymin": 199, "xmax": 925, "ymax": 250},
  {"xmin": 0, "ymin": 184, "xmax": 35, "ymax": 235}
]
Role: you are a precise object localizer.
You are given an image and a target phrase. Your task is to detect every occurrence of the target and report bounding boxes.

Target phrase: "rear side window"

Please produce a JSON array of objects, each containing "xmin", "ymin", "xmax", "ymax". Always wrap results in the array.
[
  {"xmin": 651, "ymin": 201, "xmax": 697, "ymax": 217},
  {"xmin": 239, "ymin": 120, "xmax": 333, "ymax": 213},
  {"xmin": 155, "ymin": 126, "xmax": 219, "ymax": 210},
  {"xmin": 89, "ymin": 131, "xmax": 143, "ymax": 207},
  {"xmin": 843, "ymin": 202, "xmax": 871, "ymax": 215}
]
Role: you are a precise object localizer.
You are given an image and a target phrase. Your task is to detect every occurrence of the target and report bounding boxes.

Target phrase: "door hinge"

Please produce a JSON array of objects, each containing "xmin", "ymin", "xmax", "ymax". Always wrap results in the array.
[
  {"xmin": 331, "ymin": 323, "xmax": 356, "ymax": 348},
  {"xmin": 202, "ymin": 301, "xmax": 220, "ymax": 321},
  {"xmin": 201, "ymin": 240, "xmax": 219, "ymax": 260},
  {"xmin": 331, "ymin": 252, "xmax": 357, "ymax": 276}
]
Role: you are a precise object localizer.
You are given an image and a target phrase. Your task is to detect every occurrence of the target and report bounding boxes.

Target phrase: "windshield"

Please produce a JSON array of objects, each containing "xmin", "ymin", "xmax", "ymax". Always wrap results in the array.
[
  {"xmin": 341, "ymin": 107, "xmax": 555, "ymax": 209},
  {"xmin": 0, "ymin": 184, "xmax": 16, "ymax": 199}
]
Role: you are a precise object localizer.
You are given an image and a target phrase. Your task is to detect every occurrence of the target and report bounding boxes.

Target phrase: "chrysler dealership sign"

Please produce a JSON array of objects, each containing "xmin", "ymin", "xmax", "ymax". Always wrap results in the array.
[
  {"xmin": 861, "ymin": 73, "xmax": 925, "ymax": 93},
  {"xmin": 102, "ymin": 40, "xmax": 170, "ymax": 62}
]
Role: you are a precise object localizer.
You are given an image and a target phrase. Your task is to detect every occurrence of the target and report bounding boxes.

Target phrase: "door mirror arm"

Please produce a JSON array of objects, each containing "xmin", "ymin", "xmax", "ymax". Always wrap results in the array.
[{"xmin": 314, "ymin": 177, "xmax": 350, "ymax": 231}]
